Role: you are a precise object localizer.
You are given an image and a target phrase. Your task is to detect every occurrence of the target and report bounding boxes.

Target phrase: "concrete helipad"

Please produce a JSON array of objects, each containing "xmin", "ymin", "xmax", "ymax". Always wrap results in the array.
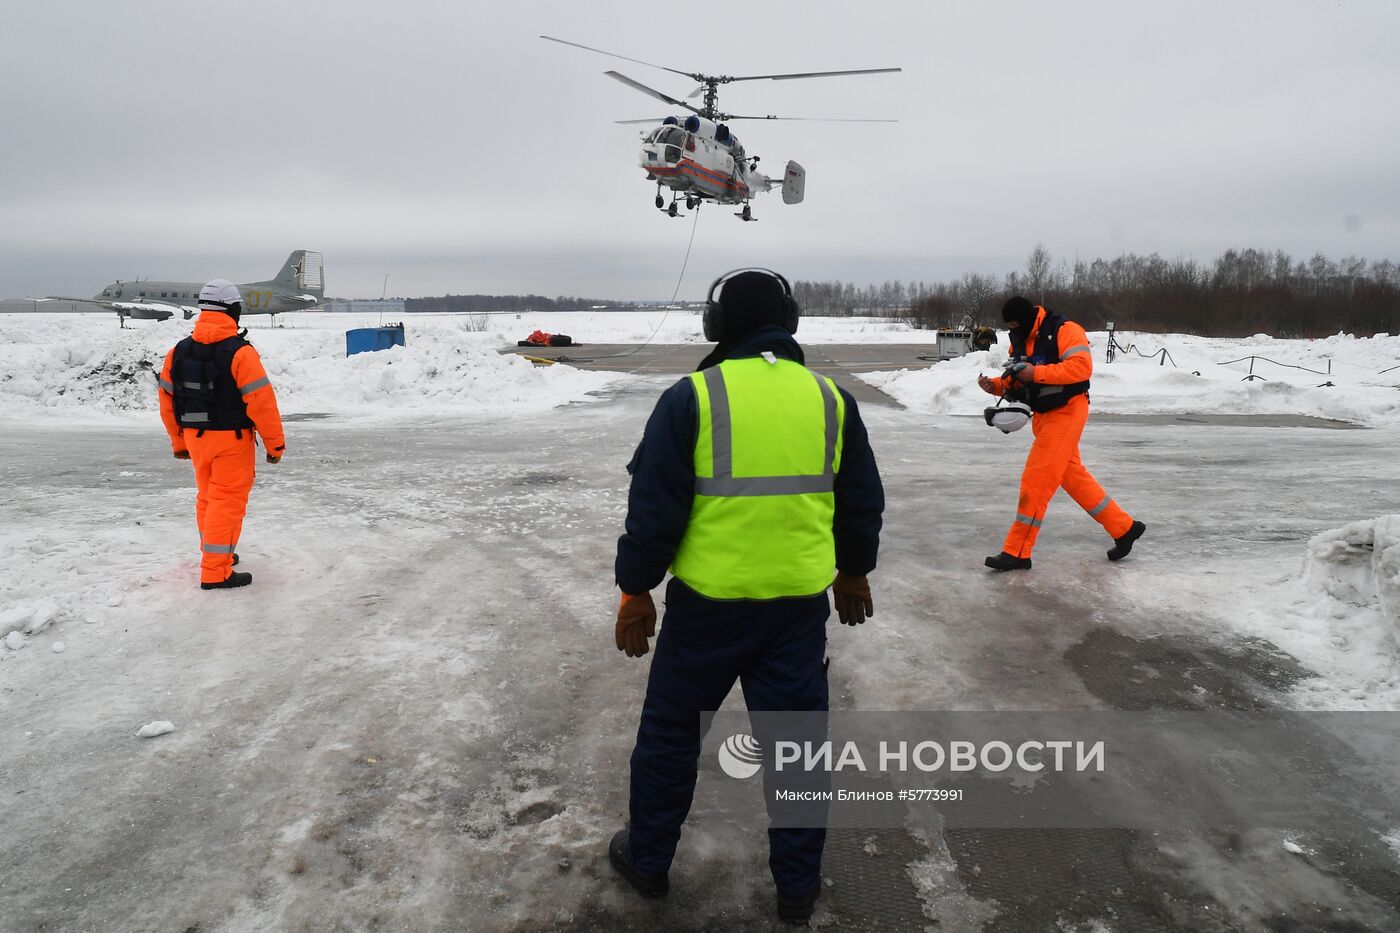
[{"xmin": 2, "ymin": 367, "xmax": 1397, "ymax": 931}]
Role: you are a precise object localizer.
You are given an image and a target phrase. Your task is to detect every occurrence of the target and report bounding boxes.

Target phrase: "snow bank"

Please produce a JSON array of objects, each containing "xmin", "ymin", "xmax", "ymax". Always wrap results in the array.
[
  {"xmin": 0, "ymin": 313, "xmax": 622, "ymax": 423},
  {"xmin": 1305, "ymin": 515, "xmax": 1400, "ymax": 650},
  {"xmin": 1223, "ymin": 514, "xmax": 1400, "ymax": 709},
  {"xmin": 861, "ymin": 331, "xmax": 1400, "ymax": 426}
]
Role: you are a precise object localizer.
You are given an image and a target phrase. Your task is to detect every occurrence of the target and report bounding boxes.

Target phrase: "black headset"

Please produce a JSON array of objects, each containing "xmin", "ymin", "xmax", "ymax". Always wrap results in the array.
[{"xmin": 702, "ymin": 267, "xmax": 800, "ymax": 342}]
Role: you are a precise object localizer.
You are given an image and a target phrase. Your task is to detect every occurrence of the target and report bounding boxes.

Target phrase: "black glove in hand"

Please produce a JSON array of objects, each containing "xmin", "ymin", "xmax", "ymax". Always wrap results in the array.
[
  {"xmin": 616, "ymin": 591, "xmax": 657, "ymax": 657},
  {"xmin": 173, "ymin": 449, "xmax": 190, "ymax": 460},
  {"xmin": 832, "ymin": 571, "xmax": 874, "ymax": 625}
]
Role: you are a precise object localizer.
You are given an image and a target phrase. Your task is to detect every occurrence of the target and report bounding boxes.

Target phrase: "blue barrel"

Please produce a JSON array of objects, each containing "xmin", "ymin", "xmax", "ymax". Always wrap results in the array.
[{"xmin": 346, "ymin": 324, "xmax": 406, "ymax": 356}]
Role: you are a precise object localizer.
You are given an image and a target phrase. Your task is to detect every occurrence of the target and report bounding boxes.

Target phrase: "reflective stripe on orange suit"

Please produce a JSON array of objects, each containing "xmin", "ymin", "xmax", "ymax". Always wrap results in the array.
[
  {"xmin": 999, "ymin": 308, "xmax": 1133, "ymax": 559},
  {"xmin": 157, "ymin": 311, "xmax": 285, "ymax": 583},
  {"xmin": 187, "ymin": 429, "xmax": 256, "ymax": 582}
]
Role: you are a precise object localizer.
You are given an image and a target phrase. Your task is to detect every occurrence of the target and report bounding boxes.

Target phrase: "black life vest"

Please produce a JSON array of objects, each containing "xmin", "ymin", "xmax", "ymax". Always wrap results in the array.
[
  {"xmin": 170, "ymin": 334, "xmax": 254, "ymax": 430},
  {"xmin": 1007, "ymin": 310, "xmax": 1090, "ymax": 413}
]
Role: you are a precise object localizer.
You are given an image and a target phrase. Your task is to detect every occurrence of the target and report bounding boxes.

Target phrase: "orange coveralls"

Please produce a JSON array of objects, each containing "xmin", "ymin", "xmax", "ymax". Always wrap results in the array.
[
  {"xmin": 158, "ymin": 312, "xmax": 285, "ymax": 585},
  {"xmin": 989, "ymin": 308, "xmax": 1134, "ymax": 559}
]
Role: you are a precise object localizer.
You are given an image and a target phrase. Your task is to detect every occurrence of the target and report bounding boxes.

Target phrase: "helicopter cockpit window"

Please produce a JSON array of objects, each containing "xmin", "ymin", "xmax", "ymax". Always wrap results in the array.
[{"xmin": 652, "ymin": 125, "xmax": 684, "ymax": 163}]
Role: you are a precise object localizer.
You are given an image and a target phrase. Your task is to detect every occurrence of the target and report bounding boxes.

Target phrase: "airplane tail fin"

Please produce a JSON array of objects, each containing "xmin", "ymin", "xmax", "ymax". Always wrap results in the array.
[{"xmin": 268, "ymin": 250, "xmax": 325, "ymax": 297}]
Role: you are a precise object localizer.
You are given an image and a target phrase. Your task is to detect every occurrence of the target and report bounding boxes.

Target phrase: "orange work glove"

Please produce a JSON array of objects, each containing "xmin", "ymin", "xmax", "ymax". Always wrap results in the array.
[
  {"xmin": 832, "ymin": 572, "xmax": 874, "ymax": 626},
  {"xmin": 616, "ymin": 591, "xmax": 657, "ymax": 658}
]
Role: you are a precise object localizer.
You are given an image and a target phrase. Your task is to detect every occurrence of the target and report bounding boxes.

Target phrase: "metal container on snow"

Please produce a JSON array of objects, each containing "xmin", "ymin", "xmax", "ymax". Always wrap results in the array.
[{"xmin": 346, "ymin": 324, "xmax": 406, "ymax": 356}]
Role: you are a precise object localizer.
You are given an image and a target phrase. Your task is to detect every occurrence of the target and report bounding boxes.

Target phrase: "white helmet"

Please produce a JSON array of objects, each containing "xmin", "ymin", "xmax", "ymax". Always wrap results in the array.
[
  {"xmin": 984, "ymin": 405, "xmax": 1032, "ymax": 434},
  {"xmin": 198, "ymin": 278, "xmax": 242, "ymax": 311}
]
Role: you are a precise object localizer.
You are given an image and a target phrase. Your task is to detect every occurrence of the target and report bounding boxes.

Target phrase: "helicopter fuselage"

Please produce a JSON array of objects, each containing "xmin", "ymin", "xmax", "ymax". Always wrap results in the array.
[{"xmin": 639, "ymin": 116, "xmax": 764, "ymax": 206}]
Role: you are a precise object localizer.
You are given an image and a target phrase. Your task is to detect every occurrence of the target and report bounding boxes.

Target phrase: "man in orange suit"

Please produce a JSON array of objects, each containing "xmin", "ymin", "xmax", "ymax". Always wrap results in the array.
[
  {"xmin": 978, "ymin": 296, "xmax": 1144, "ymax": 571},
  {"xmin": 157, "ymin": 279, "xmax": 285, "ymax": 589}
]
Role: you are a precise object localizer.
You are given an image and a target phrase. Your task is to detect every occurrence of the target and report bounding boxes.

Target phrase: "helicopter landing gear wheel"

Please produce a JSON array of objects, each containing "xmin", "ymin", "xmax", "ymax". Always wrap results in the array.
[
  {"xmin": 668, "ymin": 202, "xmax": 679, "ymax": 218},
  {"xmin": 655, "ymin": 194, "xmax": 665, "ymax": 209},
  {"xmin": 740, "ymin": 204, "xmax": 752, "ymax": 222},
  {"xmin": 686, "ymin": 196, "xmax": 698, "ymax": 210}
]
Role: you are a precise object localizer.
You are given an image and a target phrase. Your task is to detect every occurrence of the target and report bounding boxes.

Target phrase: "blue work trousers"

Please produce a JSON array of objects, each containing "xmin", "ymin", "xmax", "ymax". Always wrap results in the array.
[{"xmin": 627, "ymin": 577, "xmax": 830, "ymax": 899}]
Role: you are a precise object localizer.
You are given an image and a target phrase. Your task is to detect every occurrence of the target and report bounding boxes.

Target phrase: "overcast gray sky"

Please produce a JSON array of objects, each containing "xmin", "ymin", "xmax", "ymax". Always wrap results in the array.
[{"xmin": 2, "ymin": 0, "xmax": 1397, "ymax": 300}]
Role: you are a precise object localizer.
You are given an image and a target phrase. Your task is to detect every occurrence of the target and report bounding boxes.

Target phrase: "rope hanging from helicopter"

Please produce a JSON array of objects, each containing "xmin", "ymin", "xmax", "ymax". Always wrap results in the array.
[
  {"xmin": 623, "ymin": 203, "xmax": 702, "ymax": 367},
  {"xmin": 542, "ymin": 205, "xmax": 702, "ymax": 367}
]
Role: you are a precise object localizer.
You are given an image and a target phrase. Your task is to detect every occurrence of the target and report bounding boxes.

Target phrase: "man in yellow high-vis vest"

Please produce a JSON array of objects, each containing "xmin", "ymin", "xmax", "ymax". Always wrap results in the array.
[{"xmin": 608, "ymin": 269, "xmax": 885, "ymax": 926}]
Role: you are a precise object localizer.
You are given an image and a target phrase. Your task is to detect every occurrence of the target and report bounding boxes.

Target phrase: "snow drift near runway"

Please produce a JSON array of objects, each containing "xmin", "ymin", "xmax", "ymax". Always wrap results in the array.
[
  {"xmin": 0, "ymin": 313, "xmax": 621, "ymax": 421},
  {"xmin": 860, "ymin": 331, "xmax": 1400, "ymax": 427}
]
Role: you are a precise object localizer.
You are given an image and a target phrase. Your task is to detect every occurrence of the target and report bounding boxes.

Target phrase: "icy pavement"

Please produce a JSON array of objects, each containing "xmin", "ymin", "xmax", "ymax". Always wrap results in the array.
[{"xmin": 3, "ymin": 378, "xmax": 1400, "ymax": 931}]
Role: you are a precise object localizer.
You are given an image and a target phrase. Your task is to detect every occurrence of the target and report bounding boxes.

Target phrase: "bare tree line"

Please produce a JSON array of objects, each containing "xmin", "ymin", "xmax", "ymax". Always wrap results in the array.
[{"xmin": 794, "ymin": 246, "xmax": 1400, "ymax": 337}]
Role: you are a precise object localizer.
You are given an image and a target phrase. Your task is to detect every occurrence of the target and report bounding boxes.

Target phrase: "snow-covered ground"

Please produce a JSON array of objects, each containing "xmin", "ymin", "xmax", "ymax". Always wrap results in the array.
[
  {"xmin": 3, "ymin": 311, "xmax": 1400, "ymax": 929},
  {"xmin": 0, "ymin": 312, "xmax": 625, "ymax": 423},
  {"xmin": 862, "ymin": 330, "xmax": 1400, "ymax": 427},
  {"xmin": 0, "ymin": 311, "xmax": 933, "ymax": 424}
]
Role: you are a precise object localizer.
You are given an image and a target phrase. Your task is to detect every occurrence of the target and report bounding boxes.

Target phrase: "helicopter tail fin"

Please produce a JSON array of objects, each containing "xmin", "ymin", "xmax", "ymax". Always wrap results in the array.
[{"xmin": 782, "ymin": 161, "xmax": 805, "ymax": 205}]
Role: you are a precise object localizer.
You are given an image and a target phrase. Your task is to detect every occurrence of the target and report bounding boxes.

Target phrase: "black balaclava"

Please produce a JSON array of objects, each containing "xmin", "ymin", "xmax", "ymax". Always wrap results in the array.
[
  {"xmin": 1001, "ymin": 295, "xmax": 1036, "ymax": 333},
  {"xmin": 225, "ymin": 301, "xmax": 242, "ymax": 324}
]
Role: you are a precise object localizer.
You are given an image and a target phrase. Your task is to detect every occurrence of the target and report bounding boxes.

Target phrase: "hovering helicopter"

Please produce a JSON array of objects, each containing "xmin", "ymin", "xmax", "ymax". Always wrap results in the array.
[{"xmin": 542, "ymin": 36, "xmax": 900, "ymax": 221}]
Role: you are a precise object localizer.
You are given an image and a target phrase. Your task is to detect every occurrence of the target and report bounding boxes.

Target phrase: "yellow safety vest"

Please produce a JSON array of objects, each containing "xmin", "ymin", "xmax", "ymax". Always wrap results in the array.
[{"xmin": 670, "ymin": 355, "xmax": 846, "ymax": 599}]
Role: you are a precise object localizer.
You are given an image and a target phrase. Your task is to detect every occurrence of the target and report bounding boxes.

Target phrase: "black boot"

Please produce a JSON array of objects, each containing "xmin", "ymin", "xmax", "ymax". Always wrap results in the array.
[
  {"xmin": 777, "ymin": 886, "xmax": 820, "ymax": 926},
  {"xmin": 1107, "ymin": 521, "xmax": 1146, "ymax": 562},
  {"xmin": 201, "ymin": 571, "xmax": 252, "ymax": 590},
  {"xmin": 985, "ymin": 552, "xmax": 1032, "ymax": 572},
  {"xmin": 608, "ymin": 829, "xmax": 669, "ymax": 898}
]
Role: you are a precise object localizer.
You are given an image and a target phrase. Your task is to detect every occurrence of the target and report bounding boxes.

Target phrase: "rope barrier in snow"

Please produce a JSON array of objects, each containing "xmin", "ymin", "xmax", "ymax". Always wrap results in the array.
[
  {"xmin": 1107, "ymin": 334, "xmax": 1177, "ymax": 367},
  {"xmin": 1217, "ymin": 355, "xmax": 1334, "ymax": 385}
]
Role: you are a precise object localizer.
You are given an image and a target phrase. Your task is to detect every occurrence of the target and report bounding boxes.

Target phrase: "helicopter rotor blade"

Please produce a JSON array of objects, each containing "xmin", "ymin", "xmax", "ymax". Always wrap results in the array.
[
  {"xmin": 605, "ymin": 71, "xmax": 702, "ymax": 114},
  {"xmin": 718, "ymin": 114, "xmax": 899, "ymax": 123},
  {"xmin": 726, "ymin": 67, "xmax": 902, "ymax": 83},
  {"xmin": 615, "ymin": 117, "xmax": 673, "ymax": 125},
  {"xmin": 686, "ymin": 85, "xmax": 706, "ymax": 99},
  {"xmin": 541, "ymin": 35, "xmax": 698, "ymax": 81}
]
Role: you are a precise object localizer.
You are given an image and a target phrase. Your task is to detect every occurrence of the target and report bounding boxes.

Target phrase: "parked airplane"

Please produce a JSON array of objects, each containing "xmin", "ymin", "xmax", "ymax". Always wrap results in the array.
[{"xmin": 49, "ymin": 250, "xmax": 324, "ymax": 325}]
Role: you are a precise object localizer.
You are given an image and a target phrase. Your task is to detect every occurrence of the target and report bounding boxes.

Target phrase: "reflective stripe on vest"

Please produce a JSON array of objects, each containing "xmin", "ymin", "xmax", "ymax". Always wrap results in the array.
[{"xmin": 670, "ymin": 356, "xmax": 846, "ymax": 600}]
